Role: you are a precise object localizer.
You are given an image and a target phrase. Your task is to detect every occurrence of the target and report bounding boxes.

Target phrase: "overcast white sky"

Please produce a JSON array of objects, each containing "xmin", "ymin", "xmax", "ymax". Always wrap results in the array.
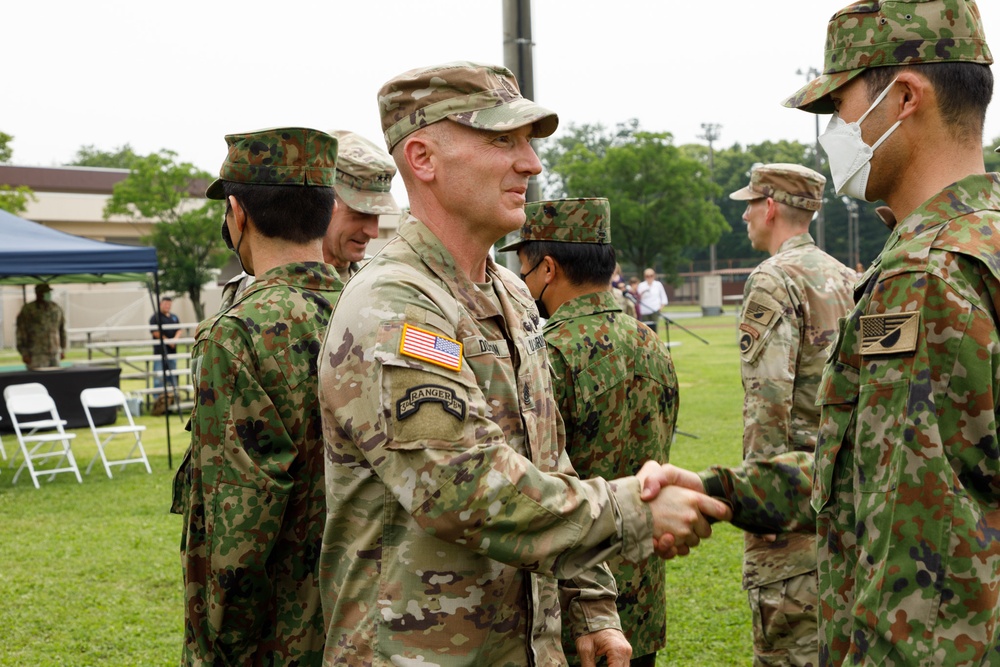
[{"xmin": 6, "ymin": 0, "xmax": 1000, "ymax": 199}]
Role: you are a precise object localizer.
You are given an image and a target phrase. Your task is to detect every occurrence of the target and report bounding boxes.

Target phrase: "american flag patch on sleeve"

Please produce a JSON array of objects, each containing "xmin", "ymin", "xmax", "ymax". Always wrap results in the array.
[{"xmin": 399, "ymin": 323, "xmax": 463, "ymax": 372}]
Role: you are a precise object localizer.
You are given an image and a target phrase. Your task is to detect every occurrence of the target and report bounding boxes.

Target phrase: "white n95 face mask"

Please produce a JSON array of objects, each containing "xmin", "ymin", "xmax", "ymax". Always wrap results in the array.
[{"xmin": 818, "ymin": 77, "xmax": 902, "ymax": 202}]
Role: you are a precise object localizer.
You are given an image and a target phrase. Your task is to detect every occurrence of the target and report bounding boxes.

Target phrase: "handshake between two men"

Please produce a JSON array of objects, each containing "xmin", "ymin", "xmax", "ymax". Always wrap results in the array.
[{"xmin": 636, "ymin": 461, "xmax": 732, "ymax": 558}]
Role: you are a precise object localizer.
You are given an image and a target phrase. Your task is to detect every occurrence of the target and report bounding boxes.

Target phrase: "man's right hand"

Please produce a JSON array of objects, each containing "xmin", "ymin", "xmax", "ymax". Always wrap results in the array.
[{"xmin": 636, "ymin": 462, "xmax": 731, "ymax": 558}]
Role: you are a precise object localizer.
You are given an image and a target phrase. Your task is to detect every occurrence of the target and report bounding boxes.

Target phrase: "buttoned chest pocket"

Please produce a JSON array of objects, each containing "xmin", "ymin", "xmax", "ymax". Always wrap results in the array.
[{"xmin": 855, "ymin": 379, "xmax": 908, "ymax": 493}]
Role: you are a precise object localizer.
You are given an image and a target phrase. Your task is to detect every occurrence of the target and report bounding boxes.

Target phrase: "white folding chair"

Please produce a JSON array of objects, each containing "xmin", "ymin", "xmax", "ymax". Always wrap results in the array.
[
  {"xmin": 7, "ymin": 393, "xmax": 81, "ymax": 488},
  {"xmin": 0, "ymin": 416, "xmax": 6, "ymax": 461},
  {"xmin": 3, "ymin": 382, "xmax": 65, "ymax": 472},
  {"xmin": 80, "ymin": 387, "xmax": 151, "ymax": 478}
]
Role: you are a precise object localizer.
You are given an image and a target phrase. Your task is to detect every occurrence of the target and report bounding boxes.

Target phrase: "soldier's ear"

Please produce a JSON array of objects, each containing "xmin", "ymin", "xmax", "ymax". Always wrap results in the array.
[
  {"xmin": 404, "ymin": 135, "xmax": 435, "ymax": 183},
  {"xmin": 228, "ymin": 196, "xmax": 249, "ymax": 233},
  {"xmin": 542, "ymin": 256, "xmax": 558, "ymax": 285}
]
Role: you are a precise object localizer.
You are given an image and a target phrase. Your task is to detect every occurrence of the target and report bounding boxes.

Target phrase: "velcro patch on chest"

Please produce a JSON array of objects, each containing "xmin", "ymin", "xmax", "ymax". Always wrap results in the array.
[
  {"xmin": 399, "ymin": 323, "xmax": 463, "ymax": 371},
  {"xmin": 396, "ymin": 384, "xmax": 467, "ymax": 421},
  {"xmin": 860, "ymin": 312, "xmax": 919, "ymax": 356}
]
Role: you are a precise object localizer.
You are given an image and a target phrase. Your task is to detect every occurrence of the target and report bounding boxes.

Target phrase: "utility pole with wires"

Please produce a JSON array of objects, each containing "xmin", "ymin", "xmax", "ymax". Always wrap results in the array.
[
  {"xmin": 698, "ymin": 122, "xmax": 722, "ymax": 272},
  {"xmin": 796, "ymin": 66, "xmax": 826, "ymax": 250},
  {"xmin": 502, "ymin": 0, "xmax": 536, "ymax": 273}
]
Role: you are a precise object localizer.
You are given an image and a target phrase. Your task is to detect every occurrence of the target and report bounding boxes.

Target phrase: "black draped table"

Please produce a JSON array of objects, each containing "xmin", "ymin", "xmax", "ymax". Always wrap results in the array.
[{"xmin": 0, "ymin": 366, "xmax": 121, "ymax": 432}]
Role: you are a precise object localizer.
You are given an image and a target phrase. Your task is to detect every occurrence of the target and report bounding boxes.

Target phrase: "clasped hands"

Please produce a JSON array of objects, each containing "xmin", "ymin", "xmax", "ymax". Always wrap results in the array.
[{"xmin": 636, "ymin": 461, "xmax": 732, "ymax": 558}]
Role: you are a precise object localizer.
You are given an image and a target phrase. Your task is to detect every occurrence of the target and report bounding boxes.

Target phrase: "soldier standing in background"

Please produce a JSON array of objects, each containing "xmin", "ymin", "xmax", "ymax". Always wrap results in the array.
[
  {"xmin": 501, "ymin": 197, "xmax": 679, "ymax": 667},
  {"xmin": 318, "ymin": 61, "xmax": 730, "ymax": 667},
  {"xmin": 323, "ymin": 129, "xmax": 400, "ymax": 280},
  {"xmin": 728, "ymin": 164, "xmax": 855, "ymax": 667},
  {"xmin": 16, "ymin": 283, "xmax": 65, "ymax": 370},
  {"xmin": 172, "ymin": 127, "xmax": 342, "ymax": 666},
  {"xmin": 651, "ymin": 1, "xmax": 1000, "ymax": 664}
]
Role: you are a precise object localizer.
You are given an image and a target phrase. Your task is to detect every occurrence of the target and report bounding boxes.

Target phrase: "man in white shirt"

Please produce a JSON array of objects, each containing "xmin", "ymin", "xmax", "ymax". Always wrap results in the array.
[{"xmin": 636, "ymin": 268, "xmax": 668, "ymax": 333}]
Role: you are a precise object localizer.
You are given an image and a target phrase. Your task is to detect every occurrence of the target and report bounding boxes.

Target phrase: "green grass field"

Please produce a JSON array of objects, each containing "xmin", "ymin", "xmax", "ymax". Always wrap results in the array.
[{"xmin": 0, "ymin": 312, "xmax": 753, "ymax": 666}]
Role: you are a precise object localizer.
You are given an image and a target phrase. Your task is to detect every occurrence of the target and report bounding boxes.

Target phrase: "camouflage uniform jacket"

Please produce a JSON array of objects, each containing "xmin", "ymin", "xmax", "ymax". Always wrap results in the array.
[
  {"xmin": 319, "ymin": 215, "xmax": 655, "ymax": 667},
  {"xmin": 15, "ymin": 300, "xmax": 66, "ymax": 368},
  {"xmin": 543, "ymin": 290, "xmax": 678, "ymax": 661},
  {"xmin": 174, "ymin": 262, "xmax": 341, "ymax": 667},
  {"xmin": 702, "ymin": 174, "xmax": 1000, "ymax": 666},
  {"xmin": 737, "ymin": 233, "xmax": 855, "ymax": 590}
]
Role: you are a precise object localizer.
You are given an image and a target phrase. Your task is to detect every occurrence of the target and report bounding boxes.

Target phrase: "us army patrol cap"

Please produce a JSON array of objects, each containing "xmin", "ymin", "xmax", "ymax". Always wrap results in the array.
[
  {"xmin": 327, "ymin": 130, "xmax": 400, "ymax": 215},
  {"xmin": 378, "ymin": 61, "xmax": 559, "ymax": 153},
  {"xmin": 784, "ymin": 0, "xmax": 993, "ymax": 113},
  {"xmin": 205, "ymin": 127, "xmax": 338, "ymax": 200},
  {"xmin": 498, "ymin": 198, "xmax": 610, "ymax": 253},
  {"xmin": 729, "ymin": 163, "xmax": 826, "ymax": 212}
]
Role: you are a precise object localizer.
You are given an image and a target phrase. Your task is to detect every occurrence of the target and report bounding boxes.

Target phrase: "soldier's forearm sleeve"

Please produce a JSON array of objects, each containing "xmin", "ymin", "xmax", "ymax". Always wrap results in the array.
[{"xmin": 699, "ymin": 451, "xmax": 817, "ymax": 534}]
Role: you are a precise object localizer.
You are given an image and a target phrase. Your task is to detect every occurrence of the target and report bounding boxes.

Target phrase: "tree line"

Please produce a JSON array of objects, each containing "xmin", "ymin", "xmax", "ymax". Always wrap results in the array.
[{"xmin": 3, "ymin": 127, "xmax": 1000, "ymax": 313}]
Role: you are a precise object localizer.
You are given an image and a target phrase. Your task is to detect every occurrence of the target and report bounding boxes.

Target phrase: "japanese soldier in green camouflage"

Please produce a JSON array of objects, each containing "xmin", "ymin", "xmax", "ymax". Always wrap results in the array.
[
  {"xmin": 16, "ymin": 283, "xmax": 65, "ymax": 369},
  {"xmin": 730, "ymin": 164, "xmax": 856, "ymax": 667},
  {"xmin": 649, "ymin": 1, "xmax": 1000, "ymax": 665},
  {"xmin": 323, "ymin": 129, "xmax": 400, "ymax": 282},
  {"xmin": 500, "ymin": 197, "xmax": 679, "ymax": 667},
  {"xmin": 318, "ymin": 61, "xmax": 730, "ymax": 667},
  {"xmin": 172, "ymin": 127, "xmax": 343, "ymax": 666}
]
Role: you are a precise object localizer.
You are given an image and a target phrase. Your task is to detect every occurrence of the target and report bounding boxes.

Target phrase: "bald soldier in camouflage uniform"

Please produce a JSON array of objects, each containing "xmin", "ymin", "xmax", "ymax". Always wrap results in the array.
[
  {"xmin": 172, "ymin": 128, "xmax": 342, "ymax": 666},
  {"xmin": 729, "ymin": 164, "xmax": 856, "ymax": 667},
  {"xmin": 217, "ymin": 130, "xmax": 397, "ymax": 310},
  {"xmin": 500, "ymin": 198, "xmax": 679, "ymax": 667},
  {"xmin": 650, "ymin": 2, "xmax": 1000, "ymax": 665},
  {"xmin": 318, "ymin": 61, "xmax": 729, "ymax": 667},
  {"xmin": 16, "ymin": 283, "xmax": 65, "ymax": 369}
]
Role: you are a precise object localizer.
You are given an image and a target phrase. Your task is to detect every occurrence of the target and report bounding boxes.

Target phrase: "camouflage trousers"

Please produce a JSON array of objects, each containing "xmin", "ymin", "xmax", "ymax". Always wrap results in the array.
[
  {"xmin": 25, "ymin": 351, "xmax": 60, "ymax": 370},
  {"xmin": 748, "ymin": 571, "xmax": 819, "ymax": 667}
]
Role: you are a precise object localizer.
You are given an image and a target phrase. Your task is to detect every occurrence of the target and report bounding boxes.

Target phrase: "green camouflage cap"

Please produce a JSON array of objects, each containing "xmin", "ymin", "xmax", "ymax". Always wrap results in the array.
[
  {"xmin": 205, "ymin": 127, "xmax": 338, "ymax": 200},
  {"xmin": 784, "ymin": 0, "xmax": 993, "ymax": 113},
  {"xmin": 329, "ymin": 130, "xmax": 400, "ymax": 215},
  {"xmin": 730, "ymin": 163, "xmax": 826, "ymax": 212},
  {"xmin": 378, "ymin": 61, "xmax": 559, "ymax": 153},
  {"xmin": 498, "ymin": 198, "xmax": 610, "ymax": 253}
]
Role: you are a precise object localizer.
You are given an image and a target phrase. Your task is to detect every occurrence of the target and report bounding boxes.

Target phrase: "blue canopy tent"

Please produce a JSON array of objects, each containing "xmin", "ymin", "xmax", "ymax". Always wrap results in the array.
[{"xmin": 0, "ymin": 209, "xmax": 178, "ymax": 467}]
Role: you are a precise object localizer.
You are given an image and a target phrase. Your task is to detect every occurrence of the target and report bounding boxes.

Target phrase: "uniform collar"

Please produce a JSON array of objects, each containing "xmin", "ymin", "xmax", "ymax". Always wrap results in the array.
[
  {"xmin": 544, "ymin": 290, "xmax": 621, "ymax": 329},
  {"xmin": 242, "ymin": 261, "xmax": 341, "ymax": 296},
  {"xmin": 396, "ymin": 213, "xmax": 530, "ymax": 320},
  {"xmin": 774, "ymin": 232, "xmax": 816, "ymax": 255}
]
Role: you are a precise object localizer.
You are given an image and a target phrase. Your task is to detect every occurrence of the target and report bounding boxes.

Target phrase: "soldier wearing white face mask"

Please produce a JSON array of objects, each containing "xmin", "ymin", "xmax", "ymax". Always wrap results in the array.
[{"xmin": 651, "ymin": 2, "xmax": 1000, "ymax": 665}]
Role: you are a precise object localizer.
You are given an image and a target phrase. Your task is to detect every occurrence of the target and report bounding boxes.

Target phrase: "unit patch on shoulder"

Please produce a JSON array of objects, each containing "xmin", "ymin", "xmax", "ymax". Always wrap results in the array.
[
  {"xmin": 860, "ymin": 312, "xmax": 920, "ymax": 356},
  {"xmin": 399, "ymin": 323, "xmax": 463, "ymax": 371},
  {"xmin": 743, "ymin": 299, "xmax": 776, "ymax": 326},
  {"xmin": 396, "ymin": 384, "xmax": 467, "ymax": 421}
]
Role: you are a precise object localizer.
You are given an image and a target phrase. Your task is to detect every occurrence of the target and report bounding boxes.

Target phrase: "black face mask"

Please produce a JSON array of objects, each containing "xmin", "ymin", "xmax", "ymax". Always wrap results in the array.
[
  {"xmin": 221, "ymin": 219, "xmax": 235, "ymax": 251},
  {"xmin": 520, "ymin": 258, "xmax": 550, "ymax": 319},
  {"xmin": 534, "ymin": 284, "xmax": 550, "ymax": 320}
]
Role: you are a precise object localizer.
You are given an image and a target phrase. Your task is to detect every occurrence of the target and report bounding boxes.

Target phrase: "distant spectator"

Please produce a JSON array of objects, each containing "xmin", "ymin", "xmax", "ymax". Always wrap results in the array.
[
  {"xmin": 16, "ymin": 283, "xmax": 65, "ymax": 370},
  {"xmin": 636, "ymin": 268, "xmax": 669, "ymax": 333},
  {"xmin": 150, "ymin": 296, "xmax": 181, "ymax": 399}
]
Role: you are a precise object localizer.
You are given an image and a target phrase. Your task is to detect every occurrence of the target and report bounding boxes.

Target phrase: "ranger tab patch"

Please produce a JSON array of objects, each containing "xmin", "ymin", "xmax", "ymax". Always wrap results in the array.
[
  {"xmin": 396, "ymin": 384, "xmax": 467, "ymax": 421},
  {"xmin": 400, "ymin": 323, "xmax": 463, "ymax": 371},
  {"xmin": 860, "ymin": 312, "xmax": 919, "ymax": 356}
]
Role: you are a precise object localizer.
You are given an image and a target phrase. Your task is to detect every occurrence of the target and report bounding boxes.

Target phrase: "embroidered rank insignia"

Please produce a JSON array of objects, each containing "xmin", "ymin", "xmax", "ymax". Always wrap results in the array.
[
  {"xmin": 744, "ymin": 299, "xmax": 775, "ymax": 326},
  {"xmin": 860, "ymin": 312, "xmax": 920, "ymax": 356},
  {"xmin": 396, "ymin": 384, "xmax": 467, "ymax": 421},
  {"xmin": 400, "ymin": 323, "xmax": 463, "ymax": 371}
]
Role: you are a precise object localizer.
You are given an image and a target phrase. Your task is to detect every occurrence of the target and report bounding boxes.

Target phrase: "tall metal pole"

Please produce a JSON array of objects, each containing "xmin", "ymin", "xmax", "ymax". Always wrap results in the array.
[
  {"xmin": 698, "ymin": 123, "xmax": 722, "ymax": 273},
  {"xmin": 797, "ymin": 66, "xmax": 825, "ymax": 250},
  {"xmin": 503, "ymin": 0, "xmax": 535, "ymax": 272}
]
